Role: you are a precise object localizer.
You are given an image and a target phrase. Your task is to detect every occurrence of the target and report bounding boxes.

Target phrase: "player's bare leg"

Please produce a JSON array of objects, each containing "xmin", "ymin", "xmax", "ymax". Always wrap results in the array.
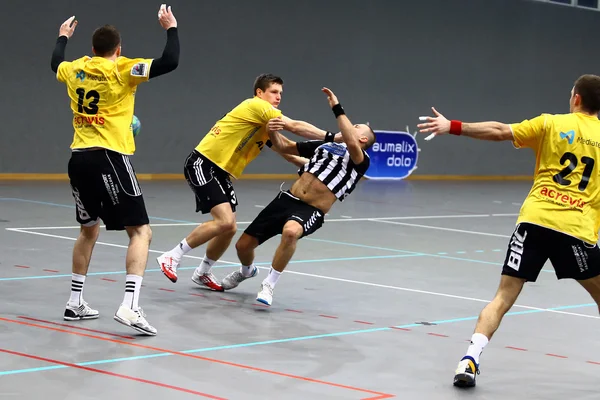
[
  {"xmin": 191, "ymin": 218, "xmax": 237, "ymax": 291},
  {"xmin": 576, "ymin": 275, "xmax": 600, "ymax": 313},
  {"xmin": 114, "ymin": 224, "xmax": 157, "ymax": 336},
  {"xmin": 157, "ymin": 203, "xmax": 235, "ymax": 290},
  {"xmin": 454, "ymin": 275, "xmax": 525, "ymax": 387},
  {"xmin": 64, "ymin": 222, "xmax": 100, "ymax": 321},
  {"xmin": 256, "ymin": 220, "xmax": 303, "ymax": 306},
  {"xmin": 221, "ymin": 233, "xmax": 260, "ymax": 290}
]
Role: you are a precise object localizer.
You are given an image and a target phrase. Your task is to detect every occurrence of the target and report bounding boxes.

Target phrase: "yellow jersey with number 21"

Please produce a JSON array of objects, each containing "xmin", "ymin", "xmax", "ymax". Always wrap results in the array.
[
  {"xmin": 195, "ymin": 96, "xmax": 283, "ymax": 179},
  {"xmin": 57, "ymin": 56, "xmax": 153, "ymax": 155},
  {"xmin": 511, "ymin": 112, "xmax": 600, "ymax": 244}
]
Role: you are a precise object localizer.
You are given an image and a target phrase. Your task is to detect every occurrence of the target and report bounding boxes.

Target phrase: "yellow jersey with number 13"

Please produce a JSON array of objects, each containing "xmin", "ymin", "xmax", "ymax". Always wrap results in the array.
[
  {"xmin": 195, "ymin": 96, "xmax": 282, "ymax": 179},
  {"xmin": 511, "ymin": 112, "xmax": 600, "ymax": 244},
  {"xmin": 57, "ymin": 56, "xmax": 153, "ymax": 155}
]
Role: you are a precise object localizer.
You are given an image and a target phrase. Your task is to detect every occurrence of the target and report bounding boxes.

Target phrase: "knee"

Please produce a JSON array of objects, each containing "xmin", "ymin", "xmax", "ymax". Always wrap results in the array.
[
  {"xmin": 236, "ymin": 234, "xmax": 257, "ymax": 254},
  {"xmin": 281, "ymin": 223, "xmax": 303, "ymax": 244},
  {"xmin": 80, "ymin": 223, "xmax": 100, "ymax": 240},
  {"xmin": 127, "ymin": 224, "xmax": 152, "ymax": 243},
  {"xmin": 217, "ymin": 217, "xmax": 237, "ymax": 236}
]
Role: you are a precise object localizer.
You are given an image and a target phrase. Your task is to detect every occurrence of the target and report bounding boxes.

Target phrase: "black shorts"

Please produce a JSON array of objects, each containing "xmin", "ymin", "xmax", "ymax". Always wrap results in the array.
[
  {"xmin": 501, "ymin": 222, "xmax": 600, "ymax": 282},
  {"xmin": 67, "ymin": 149, "xmax": 149, "ymax": 231},
  {"xmin": 184, "ymin": 150, "xmax": 237, "ymax": 214},
  {"xmin": 244, "ymin": 190, "xmax": 325, "ymax": 245}
]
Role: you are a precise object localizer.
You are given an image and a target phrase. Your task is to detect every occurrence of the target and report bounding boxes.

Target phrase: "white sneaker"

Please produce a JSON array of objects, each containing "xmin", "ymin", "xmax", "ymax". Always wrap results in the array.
[
  {"xmin": 64, "ymin": 300, "xmax": 99, "ymax": 321},
  {"xmin": 453, "ymin": 357, "xmax": 479, "ymax": 387},
  {"xmin": 157, "ymin": 252, "xmax": 180, "ymax": 283},
  {"xmin": 256, "ymin": 282, "xmax": 274, "ymax": 306},
  {"xmin": 191, "ymin": 270, "xmax": 224, "ymax": 291},
  {"xmin": 222, "ymin": 266, "xmax": 259, "ymax": 290},
  {"xmin": 113, "ymin": 305, "xmax": 157, "ymax": 336}
]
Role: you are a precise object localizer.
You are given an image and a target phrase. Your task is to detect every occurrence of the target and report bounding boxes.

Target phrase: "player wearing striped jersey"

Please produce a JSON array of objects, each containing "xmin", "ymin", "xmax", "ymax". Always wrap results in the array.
[
  {"xmin": 156, "ymin": 74, "xmax": 339, "ymax": 291},
  {"xmin": 220, "ymin": 87, "xmax": 375, "ymax": 306},
  {"xmin": 417, "ymin": 74, "xmax": 600, "ymax": 388}
]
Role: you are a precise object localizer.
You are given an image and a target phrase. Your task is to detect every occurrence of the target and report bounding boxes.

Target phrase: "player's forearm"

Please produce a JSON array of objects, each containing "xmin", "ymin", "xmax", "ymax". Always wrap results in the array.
[
  {"xmin": 149, "ymin": 27, "xmax": 180, "ymax": 79},
  {"xmin": 286, "ymin": 120, "xmax": 328, "ymax": 140},
  {"xmin": 279, "ymin": 153, "xmax": 308, "ymax": 168},
  {"xmin": 460, "ymin": 121, "xmax": 513, "ymax": 141},
  {"xmin": 51, "ymin": 36, "xmax": 68, "ymax": 73},
  {"xmin": 267, "ymin": 131, "xmax": 299, "ymax": 155}
]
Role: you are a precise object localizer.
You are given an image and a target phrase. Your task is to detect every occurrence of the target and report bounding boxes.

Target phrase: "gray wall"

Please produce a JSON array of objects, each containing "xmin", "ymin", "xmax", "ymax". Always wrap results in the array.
[{"xmin": 1, "ymin": 0, "xmax": 599, "ymax": 176}]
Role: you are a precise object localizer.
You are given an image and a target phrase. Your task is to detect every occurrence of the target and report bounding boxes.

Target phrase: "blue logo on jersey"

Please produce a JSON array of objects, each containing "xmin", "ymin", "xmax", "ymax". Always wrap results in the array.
[
  {"xmin": 321, "ymin": 142, "xmax": 348, "ymax": 157},
  {"xmin": 560, "ymin": 130, "xmax": 575, "ymax": 144},
  {"xmin": 76, "ymin": 70, "xmax": 86, "ymax": 81}
]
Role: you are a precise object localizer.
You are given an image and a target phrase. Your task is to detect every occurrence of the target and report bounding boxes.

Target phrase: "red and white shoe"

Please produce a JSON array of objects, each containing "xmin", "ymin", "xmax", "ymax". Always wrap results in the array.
[
  {"xmin": 156, "ymin": 253, "xmax": 180, "ymax": 283},
  {"xmin": 191, "ymin": 270, "xmax": 224, "ymax": 291}
]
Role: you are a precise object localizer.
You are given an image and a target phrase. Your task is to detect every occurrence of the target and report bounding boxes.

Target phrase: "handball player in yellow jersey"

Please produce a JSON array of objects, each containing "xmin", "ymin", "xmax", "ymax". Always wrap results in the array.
[
  {"xmin": 157, "ymin": 74, "xmax": 337, "ymax": 290},
  {"xmin": 51, "ymin": 5, "xmax": 179, "ymax": 335},
  {"xmin": 418, "ymin": 74, "xmax": 600, "ymax": 388}
]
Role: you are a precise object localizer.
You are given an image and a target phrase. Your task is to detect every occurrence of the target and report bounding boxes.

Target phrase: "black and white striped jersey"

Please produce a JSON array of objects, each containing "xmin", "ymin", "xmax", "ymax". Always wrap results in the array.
[{"xmin": 296, "ymin": 140, "xmax": 369, "ymax": 201}]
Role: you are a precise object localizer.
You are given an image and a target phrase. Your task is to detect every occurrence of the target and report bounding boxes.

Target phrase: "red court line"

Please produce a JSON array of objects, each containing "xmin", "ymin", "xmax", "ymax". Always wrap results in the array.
[
  {"xmin": 14, "ymin": 265, "xmax": 30, "ymax": 269},
  {"xmin": 390, "ymin": 327, "xmax": 411, "ymax": 331},
  {"xmin": 586, "ymin": 361, "xmax": 600, "ymax": 365},
  {"xmin": 506, "ymin": 346, "xmax": 527, "ymax": 351},
  {"xmin": 546, "ymin": 353, "xmax": 567, "ymax": 359},
  {"xmin": 18, "ymin": 316, "xmax": 136, "ymax": 340},
  {"xmin": 190, "ymin": 293, "xmax": 206, "ymax": 298},
  {"xmin": 319, "ymin": 315, "xmax": 339, "ymax": 319},
  {"xmin": 43, "ymin": 269, "xmax": 59, "ymax": 273},
  {"xmin": 101, "ymin": 278, "xmax": 117, "ymax": 283},
  {"xmin": 159, "ymin": 288, "xmax": 175, "ymax": 292},
  {"xmin": 0, "ymin": 347, "xmax": 225, "ymax": 399},
  {"xmin": 285, "ymin": 309, "xmax": 303, "ymax": 313},
  {"xmin": 427, "ymin": 333, "xmax": 448, "ymax": 338},
  {"xmin": 220, "ymin": 298, "xmax": 237, "ymax": 303},
  {"xmin": 354, "ymin": 321, "xmax": 374, "ymax": 325},
  {"xmin": 4, "ymin": 316, "xmax": 394, "ymax": 400}
]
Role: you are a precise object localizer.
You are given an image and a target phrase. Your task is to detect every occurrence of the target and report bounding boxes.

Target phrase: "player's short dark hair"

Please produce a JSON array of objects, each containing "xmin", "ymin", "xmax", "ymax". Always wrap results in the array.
[
  {"xmin": 253, "ymin": 74, "xmax": 283, "ymax": 96},
  {"xmin": 92, "ymin": 25, "xmax": 121, "ymax": 57},
  {"xmin": 574, "ymin": 74, "xmax": 600, "ymax": 114},
  {"xmin": 365, "ymin": 126, "xmax": 376, "ymax": 149}
]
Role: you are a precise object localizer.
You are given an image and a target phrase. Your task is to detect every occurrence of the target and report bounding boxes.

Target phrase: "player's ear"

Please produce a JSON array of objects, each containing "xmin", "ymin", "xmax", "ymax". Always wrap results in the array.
[{"xmin": 116, "ymin": 45, "xmax": 122, "ymax": 57}]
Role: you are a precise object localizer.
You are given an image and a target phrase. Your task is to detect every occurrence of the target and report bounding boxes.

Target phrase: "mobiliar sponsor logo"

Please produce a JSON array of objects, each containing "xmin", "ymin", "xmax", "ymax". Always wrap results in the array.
[{"xmin": 365, "ymin": 128, "xmax": 420, "ymax": 180}]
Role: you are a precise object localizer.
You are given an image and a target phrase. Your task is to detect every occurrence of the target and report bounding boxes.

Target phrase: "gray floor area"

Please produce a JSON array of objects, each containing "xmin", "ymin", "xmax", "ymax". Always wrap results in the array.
[{"xmin": 1, "ymin": 179, "xmax": 599, "ymax": 399}]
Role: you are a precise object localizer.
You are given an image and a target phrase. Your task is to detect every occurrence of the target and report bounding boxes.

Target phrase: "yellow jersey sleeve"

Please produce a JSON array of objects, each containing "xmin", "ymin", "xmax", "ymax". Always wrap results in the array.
[
  {"xmin": 248, "ymin": 97, "xmax": 282, "ymax": 124},
  {"xmin": 116, "ymin": 57, "xmax": 153, "ymax": 86},
  {"xmin": 510, "ymin": 114, "xmax": 548, "ymax": 149},
  {"xmin": 56, "ymin": 61, "xmax": 72, "ymax": 83}
]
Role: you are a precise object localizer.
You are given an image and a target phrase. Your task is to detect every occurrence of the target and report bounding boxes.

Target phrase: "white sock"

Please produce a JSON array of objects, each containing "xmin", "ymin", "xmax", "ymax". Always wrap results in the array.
[
  {"xmin": 69, "ymin": 273, "xmax": 86, "ymax": 306},
  {"xmin": 122, "ymin": 274, "xmax": 143, "ymax": 311},
  {"xmin": 170, "ymin": 238, "xmax": 192, "ymax": 259},
  {"xmin": 241, "ymin": 263, "xmax": 255, "ymax": 277},
  {"xmin": 465, "ymin": 333, "xmax": 489, "ymax": 364},
  {"xmin": 264, "ymin": 268, "xmax": 282, "ymax": 288},
  {"xmin": 197, "ymin": 255, "xmax": 216, "ymax": 274}
]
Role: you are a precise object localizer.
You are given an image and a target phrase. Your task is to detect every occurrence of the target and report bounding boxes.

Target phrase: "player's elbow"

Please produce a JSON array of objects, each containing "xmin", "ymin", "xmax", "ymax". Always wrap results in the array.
[{"xmin": 494, "ymin": 124, "xmax": 513, "ymax": 141}]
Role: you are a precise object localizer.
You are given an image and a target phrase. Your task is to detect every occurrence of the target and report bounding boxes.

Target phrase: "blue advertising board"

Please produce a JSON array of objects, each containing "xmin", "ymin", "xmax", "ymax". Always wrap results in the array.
[{"xmin": 364, "ymin": 130, "xmax": 420, "ymax": 180}]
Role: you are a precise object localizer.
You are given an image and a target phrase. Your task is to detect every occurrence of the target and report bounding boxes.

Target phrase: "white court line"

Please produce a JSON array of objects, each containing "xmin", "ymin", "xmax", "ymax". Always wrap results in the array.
[
  {"xmin": 6, "ymin": 228, "xmax": 238, "ymax": 266},
  {"xmin": 370, "ymin": 219, "xmax": 511, "ymax": 238},
  {"xmin": 6, "ymin": 227, "xmax": 597, "ymax": 320},
  {"xmin": 6, "ymin": 213, "xmax": 519, "ymax": 230}
]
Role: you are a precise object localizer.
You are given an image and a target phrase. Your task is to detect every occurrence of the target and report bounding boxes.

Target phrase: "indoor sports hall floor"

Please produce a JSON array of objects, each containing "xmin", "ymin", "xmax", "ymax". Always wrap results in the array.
[{"xmin": 1, "ymin": 179, "xmax": 599, "ymax": 400}]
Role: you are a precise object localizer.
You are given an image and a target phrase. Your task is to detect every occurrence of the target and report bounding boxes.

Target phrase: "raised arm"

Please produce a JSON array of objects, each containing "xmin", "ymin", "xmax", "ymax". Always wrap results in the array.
[
  {"xmin": 51, "ymin": 16, "xmax": 78, "ymax": 73},
  {"xmin": 417, "ymin": 107, "xmax": 513, "ymax": 142},
  {"xmin": 321, "ymin": 87, "xmax": 365, "ymax": 164},
  {"xmin": 149, "ymin": 4, "xmax": 179, "ymax": 79}
]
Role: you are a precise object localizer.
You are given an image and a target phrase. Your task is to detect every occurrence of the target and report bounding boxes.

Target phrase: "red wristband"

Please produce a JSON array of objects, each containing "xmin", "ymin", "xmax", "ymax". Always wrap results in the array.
[{"xmin": 449, "ymin": 120, "xmax": 462, "ymax": 136}]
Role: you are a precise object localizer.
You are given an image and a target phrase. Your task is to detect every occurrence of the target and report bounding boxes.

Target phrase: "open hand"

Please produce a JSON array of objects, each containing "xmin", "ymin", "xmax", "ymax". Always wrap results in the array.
[
  {"xmin": 321, "ymin": 87, "xmax": 339, "ymax": 108},
  {"xmin": 59, "ymin": 16, "xmax": 78, "ymax": 39},
  {"xmin": 158, "ymin": 4, "xmax": 177, "ymax": 29}
]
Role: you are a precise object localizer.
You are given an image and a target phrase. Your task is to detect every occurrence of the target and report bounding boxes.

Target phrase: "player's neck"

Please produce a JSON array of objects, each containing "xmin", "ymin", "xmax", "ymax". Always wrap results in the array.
[{"xmin": 573, "ymin": 107, "xmax": 598, "ymax": 117}]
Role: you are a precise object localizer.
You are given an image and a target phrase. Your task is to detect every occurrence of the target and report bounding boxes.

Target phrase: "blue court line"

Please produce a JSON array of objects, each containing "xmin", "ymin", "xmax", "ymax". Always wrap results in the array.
[
  {"xmin": 0, "ymin": 198, "xmax": 193, "ymax": 224},
  {"xmin": 0, "ymin": 254, "xmax": 423, "ymax": 282},
  {"xmin": 0, "ymin": 302, "xmax": 594, "ymax": 376}
]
